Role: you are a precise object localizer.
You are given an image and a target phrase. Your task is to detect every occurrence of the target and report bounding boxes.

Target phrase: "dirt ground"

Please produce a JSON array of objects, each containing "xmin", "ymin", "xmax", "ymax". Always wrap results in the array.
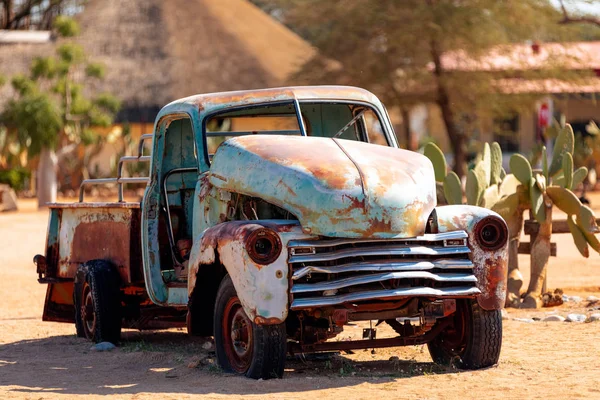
[{"xmin": 1, "ymin": 198, "xmax": 599, "ymax": 400}]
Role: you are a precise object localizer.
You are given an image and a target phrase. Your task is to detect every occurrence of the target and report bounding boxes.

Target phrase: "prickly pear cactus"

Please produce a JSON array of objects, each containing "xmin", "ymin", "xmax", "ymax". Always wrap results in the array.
[
  {"xmin": 507, "ymin": 124, "xmax": 597, "ymax": 258},
  {"xmin": 424, "ymin": 141, "xmax": 506, "ymax": 208},
  {"xmin": 423, "ymin": 124, "xmax": 600, "ymax": 309},
  {"xmin": 505, "ymin": 124, "xmax": 600, "ymax": 308}
]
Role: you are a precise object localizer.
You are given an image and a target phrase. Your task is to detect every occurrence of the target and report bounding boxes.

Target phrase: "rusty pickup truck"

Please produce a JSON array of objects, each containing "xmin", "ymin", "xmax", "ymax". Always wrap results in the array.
[{"xmin": 34, "ymin": 86, "xmax": 508, "ymax": 379}]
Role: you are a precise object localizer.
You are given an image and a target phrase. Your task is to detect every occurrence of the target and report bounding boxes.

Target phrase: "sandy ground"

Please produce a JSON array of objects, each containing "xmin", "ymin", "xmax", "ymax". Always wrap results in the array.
[{"xmin": 1, "ymin": 198, "xmax": 600, "ymax": 400}]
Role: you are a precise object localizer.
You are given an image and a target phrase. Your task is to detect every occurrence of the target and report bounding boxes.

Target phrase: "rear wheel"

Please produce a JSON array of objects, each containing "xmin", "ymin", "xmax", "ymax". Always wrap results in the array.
[
  {"xmin": 73, "ymin": 260, "xmax": 122, "ymax": 344},
  {"xmin": 214, "ymin": 275, "xmax": 286, "ymax": 379},
  {"xmin": 427, "ymin": 299, "xmax": 502, "ymax": 369}
]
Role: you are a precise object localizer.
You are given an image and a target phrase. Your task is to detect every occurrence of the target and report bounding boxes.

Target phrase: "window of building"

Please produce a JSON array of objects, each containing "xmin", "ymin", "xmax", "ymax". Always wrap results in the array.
[{"xmin": 493, "ymin": 115, "xmax": 520, "ymax": 153}]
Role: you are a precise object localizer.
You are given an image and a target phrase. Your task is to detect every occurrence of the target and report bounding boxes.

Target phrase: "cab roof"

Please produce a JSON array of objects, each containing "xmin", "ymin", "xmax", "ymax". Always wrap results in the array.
[{"xmin": 156, "ymin": 86, "xmax": 383, "ymax": 121}]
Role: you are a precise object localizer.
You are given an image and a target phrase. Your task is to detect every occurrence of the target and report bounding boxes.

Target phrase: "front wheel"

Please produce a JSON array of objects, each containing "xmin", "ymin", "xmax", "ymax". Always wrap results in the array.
[
  {"xmin": 213, "ymin": 275, "xmax": 286, "ymax": 379},
  {"xmin": 427, "ymin": 299, "xmax": 502, "ymax": 369}
]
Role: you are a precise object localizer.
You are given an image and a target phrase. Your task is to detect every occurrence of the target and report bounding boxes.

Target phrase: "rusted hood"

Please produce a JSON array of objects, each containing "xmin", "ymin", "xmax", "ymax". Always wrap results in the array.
[{"xmin": 208, "ymin": 135, "xmax": 436, "ymax": 238}]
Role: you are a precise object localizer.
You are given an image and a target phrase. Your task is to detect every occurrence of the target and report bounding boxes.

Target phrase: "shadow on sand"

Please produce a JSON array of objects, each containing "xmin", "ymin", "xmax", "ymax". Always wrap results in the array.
[{"xmin": 0, "ymin": 330, "xmax": 463, "ymax": 397}]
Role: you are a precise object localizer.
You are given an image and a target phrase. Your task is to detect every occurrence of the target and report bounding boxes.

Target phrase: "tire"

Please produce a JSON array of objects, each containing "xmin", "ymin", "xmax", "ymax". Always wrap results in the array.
[
  {"xmin": 73, "ymin": 260, "xmax": 122, "ymax": 344},
  {"xmin": 427, "ymin": 299, "xmax": 502, "ymax": 370},
  {"xmin": 213, "ymin": 275, "xmax": 286, "ymax": 379}
]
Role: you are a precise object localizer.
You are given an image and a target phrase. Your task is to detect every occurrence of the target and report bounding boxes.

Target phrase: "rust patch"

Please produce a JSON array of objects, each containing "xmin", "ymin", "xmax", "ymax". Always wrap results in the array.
[
  {"xmin": 342, "ymin": 193, "xmax": 366, "ymax": 213},
  {"xmin": 400, "ymin": 198, "xmax": 428, "ymax": 236},
  {"xmin": 478, "ymin": 255, "xmax": 508, "ymax": 310},
  {"xmin": 226, "ymin": 135, "xmax": 358, "ymax": 190},
  {"xmin": 253, "ymin": 316, "xmax": 283, "ymax": 325},
  {"xmin": 349, "ymin": 217, "xmax": 393, "ymax": 237},
  {"xmin": 64, "ymin": 220, "xmax": 133, "ymax": 283},
  {"xmin": 276, "ymin": 178, "xmax": 296, "ymax": 197}
]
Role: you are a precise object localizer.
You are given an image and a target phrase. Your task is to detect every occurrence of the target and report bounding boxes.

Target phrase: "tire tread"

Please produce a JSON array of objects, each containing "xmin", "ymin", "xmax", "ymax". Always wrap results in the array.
[
  {"xmin": 73, "ymin": 260, "xmax": 122, "ymax": 344},
  {"xmin": 213, "ymin": 275, "xmax": 286, "ymax": 379},
  {"xmin": 427, "ymin": 299, "xmax": 502, "ymax": 370}
]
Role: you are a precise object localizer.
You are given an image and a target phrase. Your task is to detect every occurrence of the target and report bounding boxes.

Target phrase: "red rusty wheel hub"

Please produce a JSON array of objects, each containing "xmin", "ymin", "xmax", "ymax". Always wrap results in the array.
[
  {"xmin": 81, "ymin": 282, "xmax": 96, "ymax": 338},
  {"xmin": 439, "ymin": 300, "xmax": 470, "ymax": 355},
  {"xmin": 222, "ymin": 296, "xmax": 253, "ymax": 373}
]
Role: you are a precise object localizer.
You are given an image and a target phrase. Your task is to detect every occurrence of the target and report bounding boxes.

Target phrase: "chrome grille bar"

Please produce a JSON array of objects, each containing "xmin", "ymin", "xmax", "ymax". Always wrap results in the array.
[
  {"xmin": 292, "ymin": 259, "xmax": 474, "ymax": 280},
  {"xmin": 292, "ymin": 271, "xmax": 477, "ymax": 294},
  {"xmin": 290, "ymin": 286, "xmax": 481, "ymax": 309},
  {"xmin": 289, "ymin": 245, "xmax": 470, "ymax": 264}
]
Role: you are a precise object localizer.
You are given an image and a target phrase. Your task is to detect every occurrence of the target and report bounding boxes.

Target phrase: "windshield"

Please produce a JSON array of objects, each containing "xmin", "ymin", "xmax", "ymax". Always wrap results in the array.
[{"xmin": 204, "ymin": 101, "xmax": 389, "ymax": 157}]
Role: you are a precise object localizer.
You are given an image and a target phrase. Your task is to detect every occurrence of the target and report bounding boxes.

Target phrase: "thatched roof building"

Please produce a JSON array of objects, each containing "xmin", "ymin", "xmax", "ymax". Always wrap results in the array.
[{"xmin": 0, "ymin": 0, "xmax": 316, "ymax": 123}]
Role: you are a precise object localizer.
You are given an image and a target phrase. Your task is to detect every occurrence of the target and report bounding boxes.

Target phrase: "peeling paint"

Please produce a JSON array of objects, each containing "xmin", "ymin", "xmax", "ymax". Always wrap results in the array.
[
  {"xmin": 435, "ymin": 205, "xmax": 508, "ymax": 310},
  {"xmin": 188, "ymin": 220, "xmax": 311, "ymax": 323}
]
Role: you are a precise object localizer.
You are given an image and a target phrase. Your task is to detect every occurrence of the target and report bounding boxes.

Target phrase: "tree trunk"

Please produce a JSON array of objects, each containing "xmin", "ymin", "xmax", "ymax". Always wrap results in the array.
[
  {"xmin": 1, "ymin": 0, "xmax": 12, "ymax": 29},
  {"xmin": 37, "ymin": 147, "xmax": 57, "ymax": 208},
  {"xmin": 401, "ymin": 108, "xmax": 414, "ymax": 151},
  {"xmin": 429, "ymin": 39, "xmax": 466, "ymax": 177},
  {"xmin": 505, "ymin": 209, "xmax": 525, "ymax": 308},
  {"xmin": 522, "ymin": 202, "xmax": 552, "ymax": 309}
]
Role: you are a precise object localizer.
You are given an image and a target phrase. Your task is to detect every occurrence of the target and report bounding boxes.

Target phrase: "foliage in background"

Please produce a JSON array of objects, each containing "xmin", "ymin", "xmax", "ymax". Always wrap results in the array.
[
  {"xmin": 0, "ymin": 0, "xmax": 85, "ymax": 30},
  {"xmin": 257, "ymin": 0, "xmax": 598, "ymax": 177},
  {"xmin": 0, "ymin": 168, "xmax": 30, "ymax": 191},
  {"xmin": 0, "ymin": 15, "xmax": 121, "ymax": 203}
]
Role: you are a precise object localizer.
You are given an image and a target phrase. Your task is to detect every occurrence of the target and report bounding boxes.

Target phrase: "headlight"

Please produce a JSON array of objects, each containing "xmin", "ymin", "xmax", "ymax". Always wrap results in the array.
[
  {"xmin": 474, "ymin": 216, "xmax": 508, "ymax": 251},
  {"xmin": 246, "ymin": 228, "xmax": 282, "ymax": 265}
]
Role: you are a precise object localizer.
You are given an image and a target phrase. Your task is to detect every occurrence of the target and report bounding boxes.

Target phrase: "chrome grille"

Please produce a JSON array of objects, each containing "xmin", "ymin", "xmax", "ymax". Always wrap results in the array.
[{"xmin": 288, "ymin": 231, "xmax": 479, "ymax": 309}]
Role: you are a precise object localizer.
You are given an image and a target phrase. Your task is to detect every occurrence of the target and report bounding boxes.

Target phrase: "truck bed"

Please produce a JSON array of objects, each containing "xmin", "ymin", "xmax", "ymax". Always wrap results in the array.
[{"xmin": 41, "ymin": 202, "xmax": 143, "ymax": 323}]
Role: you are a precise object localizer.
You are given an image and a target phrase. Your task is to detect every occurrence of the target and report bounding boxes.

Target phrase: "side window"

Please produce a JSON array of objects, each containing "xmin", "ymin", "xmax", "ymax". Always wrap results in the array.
[
  {"xmin": 205, "ymin": 103, "xmax": 301, "ymax": 158},
  {"xmin": 162, "ymin": 118, "xmax": 197, "ymax": 171},
  {"xmin": 360, "ymin": 108, "xmax": 387, "ymax": 146}
]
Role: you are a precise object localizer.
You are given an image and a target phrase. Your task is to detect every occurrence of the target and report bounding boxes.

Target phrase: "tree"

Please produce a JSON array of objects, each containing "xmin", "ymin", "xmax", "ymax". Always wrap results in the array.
[
  {"xmin": 0, "ymin": 0, "xmax": 84, "ymax": 30},
  {"xmin": 266, "ymin": 0, "xmax": 593, "ymax": 177},
  {"xmin": 1, "ymin": 16, "xmax": 120, "ymax": 207}
]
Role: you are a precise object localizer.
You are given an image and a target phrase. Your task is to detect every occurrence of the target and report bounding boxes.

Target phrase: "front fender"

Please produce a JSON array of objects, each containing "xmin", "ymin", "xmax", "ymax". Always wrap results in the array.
[
  {"xmin": 434, "ymin": 205, "xmax": 508, "ymax": 310},
  {"xmin": 188, "ymin": 220, "xmax": 310, "ymax": 324}
]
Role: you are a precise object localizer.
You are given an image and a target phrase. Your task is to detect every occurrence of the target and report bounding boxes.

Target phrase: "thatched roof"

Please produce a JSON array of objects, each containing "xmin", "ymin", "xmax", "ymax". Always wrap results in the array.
[{"xmin": 0, "ymin": 0, "xmax": 316, "ymax": 122}]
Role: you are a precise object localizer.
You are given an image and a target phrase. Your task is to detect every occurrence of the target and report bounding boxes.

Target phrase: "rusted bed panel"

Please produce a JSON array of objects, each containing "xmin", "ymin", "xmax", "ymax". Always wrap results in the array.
[{"xmin": 46, "ymin": 203, "xmax": 142, "ymax": 284}]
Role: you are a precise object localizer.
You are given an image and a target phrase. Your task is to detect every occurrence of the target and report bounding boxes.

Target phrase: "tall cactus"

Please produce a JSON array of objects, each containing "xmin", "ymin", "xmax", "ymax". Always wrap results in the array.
[{"xmin": 424, "ymin": 125, "xmax": 600, "ymax": 309}]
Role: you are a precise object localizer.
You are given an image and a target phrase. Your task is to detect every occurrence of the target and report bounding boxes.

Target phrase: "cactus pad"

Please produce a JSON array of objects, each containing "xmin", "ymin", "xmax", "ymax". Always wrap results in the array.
[
  {"xmin": 549, "ymin": 124, "xmax": 574, "ymax": 177},
  {"xmin": 424, "ymin": 143, "xmax": 447, "ymax": 182},
  {"xmin": 443, "ymin": 171, "xmax": 463, "ymax": 205},
  {"xmin": 510, "ymin": 153, "xmax": 533, "ymax": 185},
  {"xmin": 568, "ymin": 216, "xmax": 590, "ymax": 258},
  {"xmin": 546, "ymin": 186, "xmax": 582, "ymax": 216}
]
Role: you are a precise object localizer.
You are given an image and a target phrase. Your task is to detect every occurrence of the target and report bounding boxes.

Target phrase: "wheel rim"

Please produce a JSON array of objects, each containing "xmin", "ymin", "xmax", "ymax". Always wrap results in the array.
[
  {"xmin": 81, "ymin": 282, "xmax": 96, "ymax": 338},
  {"xmin": 222, "ymin": 296, "xmax": 253, "ymax": 373},
  {"xmin": 438, "ymin": 300, "xmax": 470, "ymax": 356}
]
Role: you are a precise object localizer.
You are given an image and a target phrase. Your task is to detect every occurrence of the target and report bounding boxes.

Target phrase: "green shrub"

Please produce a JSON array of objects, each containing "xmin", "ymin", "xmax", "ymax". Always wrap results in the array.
[{"xmin": 0, "ymin": 168, "xmax": 31, "ymax": 191}]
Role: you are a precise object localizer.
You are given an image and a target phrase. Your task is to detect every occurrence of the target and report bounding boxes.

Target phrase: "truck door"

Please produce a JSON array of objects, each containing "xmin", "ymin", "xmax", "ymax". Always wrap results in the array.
[{"xmin": 141, "ymin": 115, "xmax": 198, "ymax": 306}]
